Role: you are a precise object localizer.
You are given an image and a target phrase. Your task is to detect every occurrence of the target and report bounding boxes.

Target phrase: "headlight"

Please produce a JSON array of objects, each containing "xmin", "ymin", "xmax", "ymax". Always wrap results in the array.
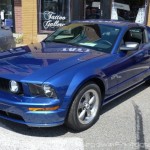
[
  {"xmin": 29, "ymin": 84, "xmax": 57, "ymax": 98},
  {"xmin": 9, "ymin": 80, "xmax": 19, "ymax": 93},
  {"xmin": 43, "ymin": 85, "xmax": 57, "ymax": 98}
]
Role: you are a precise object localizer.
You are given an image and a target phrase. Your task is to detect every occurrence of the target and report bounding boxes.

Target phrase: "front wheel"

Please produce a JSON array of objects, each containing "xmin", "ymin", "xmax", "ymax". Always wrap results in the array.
[
  {"xmin": 145, "ymin": 79, "xmax": 150, "ymax": 85},
  {"xmin": 66, "ymin": 82, "xmax": 102, "ymax": 131}
]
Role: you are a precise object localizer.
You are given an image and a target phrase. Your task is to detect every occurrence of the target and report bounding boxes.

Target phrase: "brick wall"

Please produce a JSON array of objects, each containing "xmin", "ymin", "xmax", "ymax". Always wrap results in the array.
[
  {"xmin": 22, "ymin": 0, "xmax": 38, "ymax": 44},
  {"xmin": 14, "ymin": 0, "xmax": 22, "ymax": 33}
]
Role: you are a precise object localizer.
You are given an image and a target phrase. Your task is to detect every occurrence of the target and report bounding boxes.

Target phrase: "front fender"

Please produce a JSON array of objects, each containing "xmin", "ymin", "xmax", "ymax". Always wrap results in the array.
[
  {"xmin": 66, "ymin": 71, "xmax": 106, "ymax": 100},
  {"xmin": 45, "ymin": 63, "xmax": 107, "ymax": 110}
]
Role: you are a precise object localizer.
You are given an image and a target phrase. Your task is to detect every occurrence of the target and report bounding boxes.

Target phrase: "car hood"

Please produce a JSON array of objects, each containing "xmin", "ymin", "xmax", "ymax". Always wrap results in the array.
[{"xmin": 0, "ymin": 42, "xmax": 108, "ymax": 83}]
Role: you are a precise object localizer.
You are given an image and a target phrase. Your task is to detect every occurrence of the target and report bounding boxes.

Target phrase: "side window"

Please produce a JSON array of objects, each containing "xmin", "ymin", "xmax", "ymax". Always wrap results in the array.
[{"xmin": 123, "ymin": 28, "xmax": 146, "ymax": 44}]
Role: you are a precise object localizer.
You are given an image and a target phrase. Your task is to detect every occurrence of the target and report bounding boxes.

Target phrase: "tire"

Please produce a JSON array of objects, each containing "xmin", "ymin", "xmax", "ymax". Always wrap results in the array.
[
  {"xmin": 66, "ymin": 82, "xmax": 102, "ymax": 131},
  {"xmin": 145, "ymin": 79, "xmax": 150, "ymax": 85}
]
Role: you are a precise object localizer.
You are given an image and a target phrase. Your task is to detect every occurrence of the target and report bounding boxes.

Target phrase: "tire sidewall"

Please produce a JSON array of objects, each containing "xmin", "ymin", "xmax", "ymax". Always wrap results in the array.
[{"xmin": 71, "ymin": 83, "xmax": 102, "ymax": 131}]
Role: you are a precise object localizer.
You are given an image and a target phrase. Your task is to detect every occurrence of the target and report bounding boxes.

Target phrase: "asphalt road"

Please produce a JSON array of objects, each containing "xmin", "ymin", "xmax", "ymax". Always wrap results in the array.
[{"xmin": 0, "ymin": 84, "xmax": 150, "ymax": 150}]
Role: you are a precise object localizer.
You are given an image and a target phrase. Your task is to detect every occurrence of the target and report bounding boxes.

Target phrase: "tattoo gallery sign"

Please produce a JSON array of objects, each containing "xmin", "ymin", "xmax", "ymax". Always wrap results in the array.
[{"xmin": 43, "ymin": 11, "xmax": 66, "ymax": 30}]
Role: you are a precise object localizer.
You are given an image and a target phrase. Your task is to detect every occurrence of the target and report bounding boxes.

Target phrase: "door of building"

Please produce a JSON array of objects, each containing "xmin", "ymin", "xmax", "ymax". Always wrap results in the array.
[
  {"xmin": 85, "ymin": 0, "xmax": 112, "ymax": 19},
  {"xmin": 70, "ymin": 0, "xmax": 112, "ymax": 21},
  {"xmin": 85, "ymin": 0, "xmax": 101, "ymax": 19}
]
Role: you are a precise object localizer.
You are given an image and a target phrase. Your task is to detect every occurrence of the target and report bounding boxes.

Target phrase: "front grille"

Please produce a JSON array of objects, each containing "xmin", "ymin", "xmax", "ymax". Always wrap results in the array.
[
  {"xmin": 0, "ymin": 78, "xmax": 10, "ymax": 92},
  {"xmin": 0, "ymin": 78, "xmax": 23, "ymax": 94},
  {"xmin": 0, "ymin": 110, "xmax": 24, "ymax": 122}
]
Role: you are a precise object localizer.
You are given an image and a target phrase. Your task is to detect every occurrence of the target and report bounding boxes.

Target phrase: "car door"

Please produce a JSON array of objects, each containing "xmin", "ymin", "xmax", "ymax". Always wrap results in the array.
[{"xmin": 115, "ymin": 27, "xmax": 150, "ymax": 93}]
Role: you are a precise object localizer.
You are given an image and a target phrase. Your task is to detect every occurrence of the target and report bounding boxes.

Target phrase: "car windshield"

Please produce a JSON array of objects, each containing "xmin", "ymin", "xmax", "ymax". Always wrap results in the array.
[{"xmin": 44, "ymin": 23, "xmax": 120, "ymax": 53}]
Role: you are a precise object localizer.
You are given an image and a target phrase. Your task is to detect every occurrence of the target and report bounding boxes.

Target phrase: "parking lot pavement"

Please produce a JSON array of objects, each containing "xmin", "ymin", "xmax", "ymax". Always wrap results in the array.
[{"xmin": 0, "ymin": 84, "xmax": 150, "ymax": 150}]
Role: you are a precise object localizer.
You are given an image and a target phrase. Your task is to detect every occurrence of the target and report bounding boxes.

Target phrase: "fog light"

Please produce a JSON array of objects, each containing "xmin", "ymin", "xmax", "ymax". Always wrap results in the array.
[
  {"xmin": 9, "ymin": 80, "xmax": 19, "ymax": 93},
  {"xmin": 29, "ymin": 106, "xmax": 60, "ymax": 111}
]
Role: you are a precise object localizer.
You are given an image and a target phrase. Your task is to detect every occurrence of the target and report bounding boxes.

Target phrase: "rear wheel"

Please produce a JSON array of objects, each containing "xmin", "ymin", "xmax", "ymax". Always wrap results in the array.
[{"xmin": 66, "ymin": 82, "xmax": 102, "ymax": 131}]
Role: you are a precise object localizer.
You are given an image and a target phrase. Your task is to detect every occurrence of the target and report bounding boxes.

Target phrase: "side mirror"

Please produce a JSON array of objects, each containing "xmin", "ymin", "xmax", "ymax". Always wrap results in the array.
[{"xmin": 120, "ymin": 42, "xmax": 139, "ymax": 51}]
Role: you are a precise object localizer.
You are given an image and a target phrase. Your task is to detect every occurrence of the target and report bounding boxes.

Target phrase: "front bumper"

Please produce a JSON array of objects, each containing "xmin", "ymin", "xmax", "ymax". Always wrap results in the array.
[{"xmin": 0, "ymin": 91, "xmax": 67, "ymax": 127}]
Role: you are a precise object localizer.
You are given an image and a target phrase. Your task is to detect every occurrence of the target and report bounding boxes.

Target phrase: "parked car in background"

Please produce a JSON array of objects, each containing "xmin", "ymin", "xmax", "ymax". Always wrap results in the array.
[
  {"xmin": 0, "ymin": 20, "xmax": 150, "ymax": 131},
  {"xmin": 0, "ymin": 27, "xmax": 15, "ymax": 51}
]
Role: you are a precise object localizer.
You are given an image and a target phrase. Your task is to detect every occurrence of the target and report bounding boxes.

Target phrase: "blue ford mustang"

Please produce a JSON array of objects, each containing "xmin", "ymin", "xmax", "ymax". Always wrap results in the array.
[{"xmin": 0, "ymin": 20, "xmax": 150, "ymax": 131}]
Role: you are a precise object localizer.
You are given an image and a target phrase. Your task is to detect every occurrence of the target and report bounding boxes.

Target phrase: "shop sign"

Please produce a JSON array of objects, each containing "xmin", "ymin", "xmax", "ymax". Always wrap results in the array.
[{"xmin": 43, "ymin": 11, "xmax": 66, "ymax": 29}]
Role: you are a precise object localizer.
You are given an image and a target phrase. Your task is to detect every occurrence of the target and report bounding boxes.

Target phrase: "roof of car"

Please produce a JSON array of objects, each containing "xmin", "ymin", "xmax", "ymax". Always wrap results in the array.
[{"xmin": 72, "ymin": 19, "xmax": 145, "ymax": 28}]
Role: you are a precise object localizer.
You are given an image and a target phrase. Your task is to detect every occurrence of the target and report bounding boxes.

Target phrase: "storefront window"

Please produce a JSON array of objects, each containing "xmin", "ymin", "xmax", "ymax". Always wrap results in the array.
[
  {"xmin": 0, "ymin": 0, "xmax": 14, "ymax": 30},
  {"xmin": 38, "ymin": 0, "xmax": 69, "ymax": 33},
  {"xmin": 111, "ymin": 0, "xmax": 148, "ymax": 24}
]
